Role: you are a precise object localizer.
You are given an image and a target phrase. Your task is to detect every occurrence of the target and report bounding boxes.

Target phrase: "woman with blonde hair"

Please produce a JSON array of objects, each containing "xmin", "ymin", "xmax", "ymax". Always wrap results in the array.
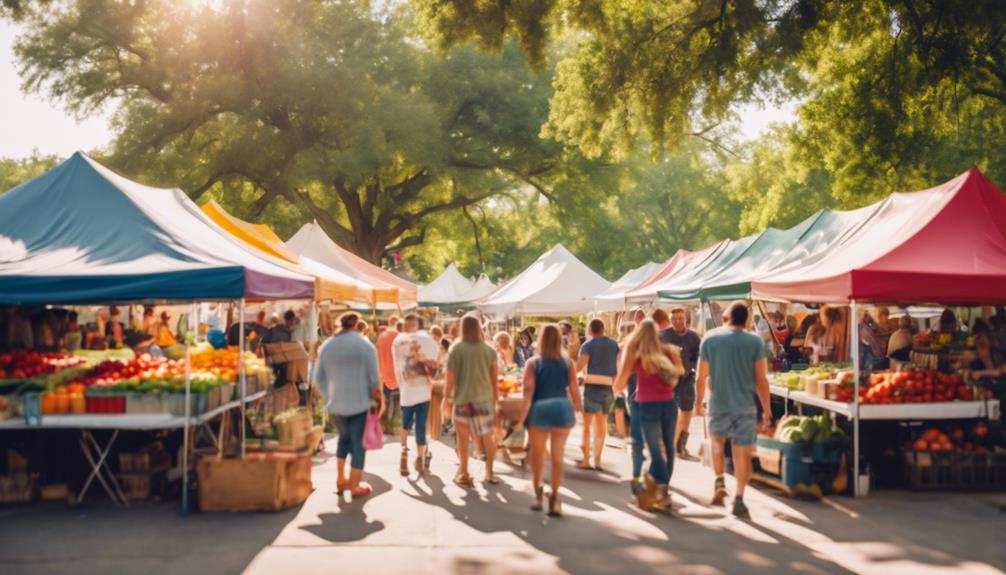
[
  {"xmin": 444, "ymin": 313, "xmax": 499, "ymax": 487},
  {"xmin": 614, "ymin": 319, "xmax": 683, "ymax": 511},
  {"xmin": 516, "ymin": 324, "xmax": 582, "ymax": 516}
]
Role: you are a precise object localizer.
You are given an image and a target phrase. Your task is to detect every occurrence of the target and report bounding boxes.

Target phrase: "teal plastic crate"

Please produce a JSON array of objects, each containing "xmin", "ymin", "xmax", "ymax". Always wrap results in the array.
[{"xmin": 756, "ymin": 436, "xmax": 812, "ymax": 486}]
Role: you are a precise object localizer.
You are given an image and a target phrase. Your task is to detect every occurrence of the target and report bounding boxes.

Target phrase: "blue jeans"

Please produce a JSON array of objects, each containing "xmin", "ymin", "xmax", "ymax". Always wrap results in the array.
[
  {"xmin": 630, "ymin": 400, "xmax": 645, "ymax": 478},
  {"xmin": 334, "ymin": 410, "xmax": 368, "ymax": 470},
  {"xmin": 401, "ymin": 401, "xmax": 430, "ymax": 445},
  {"xmin": 639, "ymin": 399, "xmax": 678, "ymax": 484}
]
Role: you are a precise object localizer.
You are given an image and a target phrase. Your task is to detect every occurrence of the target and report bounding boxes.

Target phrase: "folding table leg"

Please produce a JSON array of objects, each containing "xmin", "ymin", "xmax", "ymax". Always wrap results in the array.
[
  {"xmin": 78, "ymin": 430, "xmax": 126, "ymax": 506},
  {"xmin": 86, "ymin": 431, "xmax": 129, "ymax": 504}
]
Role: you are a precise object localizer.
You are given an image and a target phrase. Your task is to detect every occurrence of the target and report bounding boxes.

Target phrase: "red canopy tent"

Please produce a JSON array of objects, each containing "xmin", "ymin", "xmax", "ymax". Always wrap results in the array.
[{"xmin": 752, "ymin": 168, "xmax": 1006, "ymax": 305}]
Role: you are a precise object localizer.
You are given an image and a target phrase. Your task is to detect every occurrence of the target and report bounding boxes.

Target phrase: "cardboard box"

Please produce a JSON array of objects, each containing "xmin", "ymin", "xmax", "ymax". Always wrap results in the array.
[
  {"xmin": 264, "ymin": 342, "xmax": 309, "ymax": 385},
  {"xmin": 197, "ymin": 453, "xmax": 312, "ymax": 512}
]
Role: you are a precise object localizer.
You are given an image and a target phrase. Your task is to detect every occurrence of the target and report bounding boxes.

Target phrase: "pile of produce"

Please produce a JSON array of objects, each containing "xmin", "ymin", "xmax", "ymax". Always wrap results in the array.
[
  {"xmin": 190, "ymin": 345, "xmax": 268, "ymax": 383},
  {"xmin": 910, "ymin": 422, "xmax": 992, "ymax": 453},
  {"xmin": 0, "ymin": 350, "xmax": 87, "ymax": 380},
  {"xmin": 39, "ymin": 354, "xmax": 229, "ymax": 415},
  {"xmin": 833, "ymin": 369, "xmax": 988, "ymax": 404},
  {"xmin": 772, "ymin": 364, "xmax": 853, "ymax": 391},
  {"xmin": 773, "ymin": 414, "xmax": 846, "ymax": 444}
]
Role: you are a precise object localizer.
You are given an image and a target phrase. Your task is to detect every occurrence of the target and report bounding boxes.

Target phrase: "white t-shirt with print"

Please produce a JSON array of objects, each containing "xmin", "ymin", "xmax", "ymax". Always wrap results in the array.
[{"xmin": 392, "ymin": 330, "xmax": 441, "ymax": 407}]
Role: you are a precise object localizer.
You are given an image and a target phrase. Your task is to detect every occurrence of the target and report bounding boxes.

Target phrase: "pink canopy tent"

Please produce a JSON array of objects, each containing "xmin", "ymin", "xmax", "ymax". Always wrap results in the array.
[{"xmin": 623, "ymin": 241, "xmax": 728, "ymax": 304}]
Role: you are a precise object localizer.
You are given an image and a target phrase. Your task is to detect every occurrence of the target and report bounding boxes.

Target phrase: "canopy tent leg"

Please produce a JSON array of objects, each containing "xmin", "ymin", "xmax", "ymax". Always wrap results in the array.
[
  {"xmin": 181, "ymin": 301, "xmax": 195, "ymax": 516},
  {"xmin": 851, "ymin": 300, "xmax": 861, "ymax": 497},
  {"xmin": 239, "ymin": 299, "xmax": 247, "ymax": 458}
]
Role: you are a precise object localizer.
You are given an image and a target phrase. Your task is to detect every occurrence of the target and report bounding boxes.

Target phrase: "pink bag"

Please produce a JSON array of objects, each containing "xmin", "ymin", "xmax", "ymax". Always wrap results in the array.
[{"xmin": 363, "ymin": 410, "xmax": 383, "ymax": 451}]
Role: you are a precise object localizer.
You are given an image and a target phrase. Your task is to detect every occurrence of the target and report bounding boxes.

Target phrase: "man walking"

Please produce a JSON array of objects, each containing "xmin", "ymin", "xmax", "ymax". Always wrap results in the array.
[
  {"xmin": 576, "ymin": 318, "xmax": 619, "ymax": 470},
  {"xmin": 660, "ymin": 307, "xmax": 701, "ymax": 459},
  {"xmin": 695, "ymin": 303, "xmax": 772, "ymax": 519},
  {"xmin": 392, "ymin": 314, "xmax": 440, "ymax": 476},
  {"xmin": 377, "ymin": 315, "xmax": 401, "ymax": 433}
]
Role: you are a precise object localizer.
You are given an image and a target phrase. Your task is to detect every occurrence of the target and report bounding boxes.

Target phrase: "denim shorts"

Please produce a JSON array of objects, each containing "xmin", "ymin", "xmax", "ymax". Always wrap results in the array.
[
  {"xmin": 709, "ymin": 411, "xmax": 758, "ymax": 446},
  {"xmin": 583, "ymin": 384, "xmax": 614, "ymax": 414},
  {"xmin": 527, "ymin": 397, "xmax": 575, "ymax": 429}
]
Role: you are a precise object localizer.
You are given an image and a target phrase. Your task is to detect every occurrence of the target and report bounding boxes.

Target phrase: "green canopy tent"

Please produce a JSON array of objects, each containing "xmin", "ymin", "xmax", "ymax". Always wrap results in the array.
[{"xmin": 655, "ymin": 205, "xmax": 883, "ymax": 302}]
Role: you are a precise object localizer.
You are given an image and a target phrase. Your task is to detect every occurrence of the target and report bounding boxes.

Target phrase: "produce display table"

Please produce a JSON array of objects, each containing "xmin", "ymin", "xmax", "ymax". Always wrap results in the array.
[
  {"xmin": 0, "ymin": 390, "xmax": 267, "ymax": 506},
  {"xmin": 770, "ymin": 387, "xmax": 1000, "ymax": 421}
]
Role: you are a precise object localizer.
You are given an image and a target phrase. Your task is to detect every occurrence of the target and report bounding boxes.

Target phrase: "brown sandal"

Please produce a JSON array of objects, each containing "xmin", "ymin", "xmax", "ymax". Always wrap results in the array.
[
  {"xmin": 453, "ymin": 472, "xmax": 475, "ymax": 489},
  {"xmin": 531, "ymin": 485, "xmax": 544, "ymax": 511},
  {"xmin": 547, "ymin": 491, "xmax": 562, "ymax": 517}
]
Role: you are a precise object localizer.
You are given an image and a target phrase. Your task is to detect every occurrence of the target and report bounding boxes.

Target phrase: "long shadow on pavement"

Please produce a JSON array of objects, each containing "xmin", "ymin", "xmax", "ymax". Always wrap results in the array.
[{"xmin": 403, "ymin": 469, "xmax": 856, "ymax": 575}]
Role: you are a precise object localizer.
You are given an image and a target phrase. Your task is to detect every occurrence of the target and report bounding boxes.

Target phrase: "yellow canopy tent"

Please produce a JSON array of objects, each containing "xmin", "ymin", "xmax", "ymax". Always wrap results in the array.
[{"xmin": 202, "ymin": 200, "xmax": 398, "ymax": 305}]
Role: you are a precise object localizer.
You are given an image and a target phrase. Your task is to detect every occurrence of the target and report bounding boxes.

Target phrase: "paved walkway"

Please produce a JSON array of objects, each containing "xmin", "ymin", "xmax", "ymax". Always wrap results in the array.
[{"xmin": 2, "ymin": 420, "xmax": 1005, "ymax": 575}]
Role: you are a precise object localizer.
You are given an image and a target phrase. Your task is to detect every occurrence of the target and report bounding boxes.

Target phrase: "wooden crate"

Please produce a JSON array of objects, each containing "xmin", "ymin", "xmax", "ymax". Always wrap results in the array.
[
  {"xmin": 197, "ymin": 453, "xmax": 312, "ymax": 512},
  {"xmin": 117, "ymin": 473, "xmax": 152, "ymax": 502}
]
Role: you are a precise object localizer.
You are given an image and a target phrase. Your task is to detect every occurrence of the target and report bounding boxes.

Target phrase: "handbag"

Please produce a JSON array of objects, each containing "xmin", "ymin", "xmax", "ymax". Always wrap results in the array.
[{"xmin": 363, "ymin": 408, "xmax": 383, "ymax": 451}]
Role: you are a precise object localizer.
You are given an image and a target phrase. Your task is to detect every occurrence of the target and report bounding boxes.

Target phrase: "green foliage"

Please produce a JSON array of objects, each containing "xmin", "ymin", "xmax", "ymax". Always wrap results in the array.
[
  {"xmin": 417, "ymin": 0, "xmax": 1006, "ymax": 180},
  {"xmin": 407, "ymin": 142, "xmax": 742, "ymax": 282},
  {"xmin": 14, "ymin": 0, "xmax": 566, "ymax": 263},
  {"xmin": 0, "ymin": 153, "xmax": 59, "ymax": 194}
]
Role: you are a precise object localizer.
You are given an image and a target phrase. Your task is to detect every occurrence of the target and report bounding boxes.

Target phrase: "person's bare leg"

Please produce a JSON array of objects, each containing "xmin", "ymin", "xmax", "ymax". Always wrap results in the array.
[
  {"xmin": 550, "ymin": 428, "xmax": 571, "ymax": 494},
  {"xmin": 732, "ymin": 444, "xmax": 753, "ymax": 498},
  {"xmin": 580, "ymin": 413, "xmax": 592, "ymax": 467},
  {"xmin": 677, "ymin": 410, "xmax": 693, "ymax": 447},
  {"xmin": 455, "ymin": 421, "xmax": 471, "ymax": 478},
  {"xmin": 592, "ymin": 412, "xmax": 607, "ymax": 468},
  {"xmin": 337, "ymin": 457, "xmax": 348, "ymax": 491},
  {"xmin": 528, "ymin": 429, "xmax": 548, "ymax": 509},
  {"xmin": 549, "ymin": 427, "xmax": 571, "ymax": 516},
  {"xmin": 711, "ymin": 436, "xmax": 728, "ymax": 506},
  {"xmin": 481, "ymin": 432, "xmax": 498, "ymax": 480}
]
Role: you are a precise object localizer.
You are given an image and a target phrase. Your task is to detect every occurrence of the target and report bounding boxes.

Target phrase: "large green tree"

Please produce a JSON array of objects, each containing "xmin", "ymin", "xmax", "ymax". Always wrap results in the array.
[
  {"xmin": 14, "ymin": 0, "xmax": 565, "ymax": 263},
  {"xmin": 416, "ymin": 1, "xmax": 1006, "ymax": 173}
]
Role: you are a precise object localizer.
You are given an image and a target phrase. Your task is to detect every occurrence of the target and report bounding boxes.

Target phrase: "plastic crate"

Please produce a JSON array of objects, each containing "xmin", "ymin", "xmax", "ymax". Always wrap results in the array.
[
  {"xmin": 904, "ymin": 450, "xmax": 1006, "ymax": 490},
  {"xmin": 756, "ymin": 437, "xmax": 812, "ymax": 486}
]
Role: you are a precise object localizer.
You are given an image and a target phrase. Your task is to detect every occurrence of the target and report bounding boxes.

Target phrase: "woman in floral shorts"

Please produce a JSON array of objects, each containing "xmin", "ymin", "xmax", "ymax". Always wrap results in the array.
[{"xmin": 444, "ymin": 313, "xmax": 500, "ymax": 487}]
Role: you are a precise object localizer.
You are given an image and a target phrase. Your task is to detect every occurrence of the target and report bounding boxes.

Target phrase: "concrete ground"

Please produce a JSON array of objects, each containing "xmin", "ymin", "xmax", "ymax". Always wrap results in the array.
[{"xmin": 1, "ymin": 418, "xmax": 1005, "ymax": 575}]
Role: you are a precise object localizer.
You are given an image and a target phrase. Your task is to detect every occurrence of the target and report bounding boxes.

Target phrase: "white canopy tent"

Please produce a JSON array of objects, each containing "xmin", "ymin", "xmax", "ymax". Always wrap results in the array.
[
  {"xmin": 419, "ymin": 263, "xmax": 474, "ymax": 305},
  {"xmin": 464, "ymin": 274, "xmax": 498, "ymax": 302},
  {"xmin": 594, "ymin": 261, "xmax": 663, "ymax": 312},
  {"xmin": 479, "ymin": 244, "xmax": 611, "ymax": 317}
]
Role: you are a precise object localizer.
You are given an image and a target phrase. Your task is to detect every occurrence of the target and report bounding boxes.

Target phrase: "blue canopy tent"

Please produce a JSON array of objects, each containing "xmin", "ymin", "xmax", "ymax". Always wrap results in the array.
[
  {"xmin": 0, "ymin": 152, "xmax": 315, "ymax": 514},
  {"xmin": 0, "ymin": 152, "xmax": 314, "ymax": 303}
]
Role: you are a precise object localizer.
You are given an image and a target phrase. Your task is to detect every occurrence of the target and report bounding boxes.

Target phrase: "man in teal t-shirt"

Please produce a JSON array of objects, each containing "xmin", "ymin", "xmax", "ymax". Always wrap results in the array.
[{"xmin": 695, "ymin": 303, "xmax": 771, "ymax": 519}]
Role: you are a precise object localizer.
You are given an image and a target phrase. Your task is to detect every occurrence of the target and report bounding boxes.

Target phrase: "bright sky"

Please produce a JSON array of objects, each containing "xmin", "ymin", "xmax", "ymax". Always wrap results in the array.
[
  {"xmin": 0, "ymin": 20, "xmax": 795, "ymax": 160},
  {"xmin": 0, "ymin": 20, "xmax": 114, "ymax": 158}
]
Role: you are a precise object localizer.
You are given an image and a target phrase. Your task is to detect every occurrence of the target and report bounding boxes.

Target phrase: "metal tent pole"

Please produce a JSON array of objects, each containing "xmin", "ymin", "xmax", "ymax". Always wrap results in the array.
[
  {"xmin": 181, "ymin": 302, "xmax": 195, "ymax": 515},
  {"xmin": 238, "ymin": 299, "xmax": 247, "ymax": 458},
  {"xmin": 851, "ymin": 300, "xmax": 861, "ymax": 497}
]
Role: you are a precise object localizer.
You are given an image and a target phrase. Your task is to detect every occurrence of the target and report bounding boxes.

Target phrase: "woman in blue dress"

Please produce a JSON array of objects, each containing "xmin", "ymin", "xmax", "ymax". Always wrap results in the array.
[{"xmin": 517, "ymin": 324, "xmax": 583, "ymax": 516}]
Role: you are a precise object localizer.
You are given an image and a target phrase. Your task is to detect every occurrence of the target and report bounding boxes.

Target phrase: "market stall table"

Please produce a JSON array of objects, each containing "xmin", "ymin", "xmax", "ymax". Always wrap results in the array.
[{"xmin": 0, "ymin": 390, "xmax": 267, "ymax": 506}]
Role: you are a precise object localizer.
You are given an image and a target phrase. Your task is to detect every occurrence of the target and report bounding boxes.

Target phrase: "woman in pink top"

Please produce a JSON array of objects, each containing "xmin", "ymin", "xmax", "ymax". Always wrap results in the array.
[{"xmin": 615, "ymin": 320, "xmax": 683, "ymax": 511}]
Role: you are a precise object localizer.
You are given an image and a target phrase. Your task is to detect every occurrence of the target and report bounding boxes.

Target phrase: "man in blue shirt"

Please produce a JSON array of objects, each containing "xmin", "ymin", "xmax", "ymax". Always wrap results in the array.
[
  {"xmin": 695, "ymin": 303, "xmax": 771, "ymax": 519},
  {"xmin": 576, "ymin": 318, "xmax": 619, "ymax": 470}
]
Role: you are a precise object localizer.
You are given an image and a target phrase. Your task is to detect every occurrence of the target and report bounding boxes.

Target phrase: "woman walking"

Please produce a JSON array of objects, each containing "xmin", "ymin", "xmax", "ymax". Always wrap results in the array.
[
  {"xmin": 444, "ymin": 313, "xmax": 500, "ymax": 487},
  {"xmin": 313, "ymin": 312, "xmax": 384, "ymax": 498},
  {"xmin": 614, "ymin": 319, "xmax": 683, "ymax": 511},
  {"xmin": 517, "ymin": 324, "xmax": 582, "ymax": 516}
]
